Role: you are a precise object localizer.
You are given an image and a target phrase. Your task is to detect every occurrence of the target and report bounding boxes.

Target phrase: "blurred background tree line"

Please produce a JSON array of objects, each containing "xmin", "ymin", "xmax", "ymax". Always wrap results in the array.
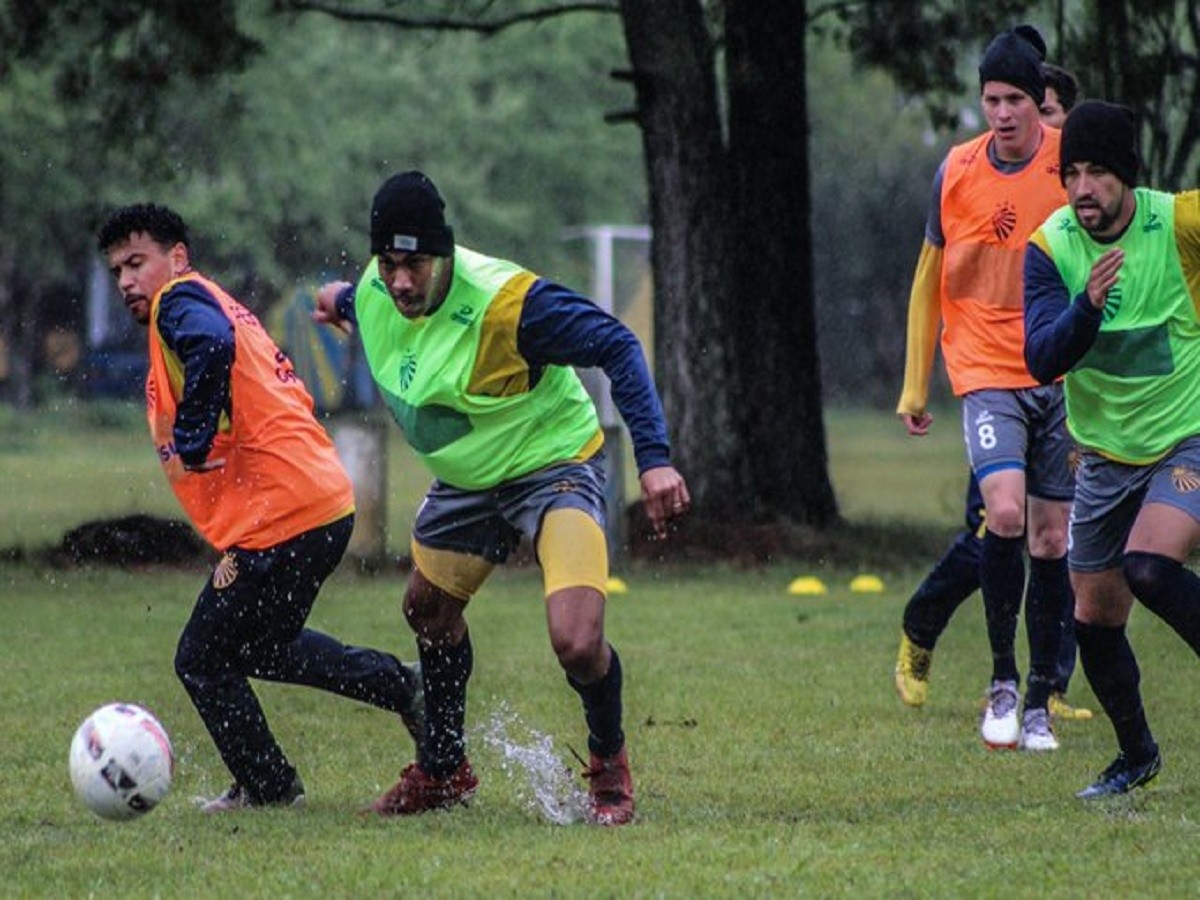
[{"xmin": 0, "ymin": 0, "xmax": 1196, "ymax": 530}]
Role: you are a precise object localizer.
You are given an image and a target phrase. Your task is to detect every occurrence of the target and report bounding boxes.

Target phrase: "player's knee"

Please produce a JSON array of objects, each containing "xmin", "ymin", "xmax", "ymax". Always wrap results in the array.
[
  {"xmin": 986, "ymin": 504, "xmax": 1025, "ymax": 536},
  {"xmin": 173, "ymin": 634, "xmax": 213, "ymax": 688},
  {"xmin": 403, "ymin": 583, "xmax": 464, "ymax": 644},
  {"xmin": 402, "ymin": 595, "xmax": 445, "ymax": 641},
  {"xmin": 550, "ymin": 629, "xmax": 605, "ymax": 677},
  {"xmin": 1122, "ymin": 551, "xmax": 1179, "ymax": 607}
]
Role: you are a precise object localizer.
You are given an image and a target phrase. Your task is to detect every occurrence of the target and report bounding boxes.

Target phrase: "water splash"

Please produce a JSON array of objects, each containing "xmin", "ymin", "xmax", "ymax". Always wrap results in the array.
[{"xmin": 476, "ymin": 702, "xmax": 590, "ymax": 825}]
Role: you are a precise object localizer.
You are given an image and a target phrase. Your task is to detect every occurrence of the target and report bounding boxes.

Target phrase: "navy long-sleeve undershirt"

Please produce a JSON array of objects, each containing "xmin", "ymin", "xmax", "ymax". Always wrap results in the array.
[
  {"xmin": 1023, "ymin": 242, "xmax": 1104, "ymax": 385},
  {"xmin": 156, "ymin": 282, "xmax": 235, "ymax": 467}
]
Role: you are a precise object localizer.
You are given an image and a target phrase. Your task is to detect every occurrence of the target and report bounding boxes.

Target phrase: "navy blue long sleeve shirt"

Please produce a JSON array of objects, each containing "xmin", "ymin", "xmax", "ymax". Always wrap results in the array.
[
  {"xmin": 156, "ymin": 281, "xmax": 235, "ymax": 467},
  {"xmin": 1023, "ymin": 242, "xmax": 1105, "ymax": 385}
]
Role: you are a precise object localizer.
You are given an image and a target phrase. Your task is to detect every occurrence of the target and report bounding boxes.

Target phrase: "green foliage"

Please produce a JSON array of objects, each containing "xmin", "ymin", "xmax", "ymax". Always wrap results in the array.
[
  {"xmin": 829, "ymin": 0, "xmax": 1200, "ymax": 189},
  {"xmin": 829, "ymin": 0, "xmax": 1041, "ymax": 129},
  {"xmin": 1056, "ymin": 0, "xmax": 1200, "ymax": 189},
  {"xmin": 0, "ymin": 0, "xmax": 641, "ymax": 299},
  {"xmin": 807, "ymin": 40, "xmax": 950, "ymax": 405}
]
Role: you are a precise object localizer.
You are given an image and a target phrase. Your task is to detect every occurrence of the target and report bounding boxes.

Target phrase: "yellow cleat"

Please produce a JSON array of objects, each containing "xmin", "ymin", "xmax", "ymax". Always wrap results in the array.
[
  {"xmin": 894, "ymin": 633, "xmax": 932, "ymax": 708},
  {"xmin": 1049, "ymin": 691, "xmax": 1094, "ymax": 721}
]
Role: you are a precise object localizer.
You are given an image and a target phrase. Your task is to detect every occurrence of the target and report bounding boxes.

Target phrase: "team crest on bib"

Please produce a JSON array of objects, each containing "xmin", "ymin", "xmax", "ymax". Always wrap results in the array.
[
  {"xmin": 1172, "ymin": 466, "xmax": 1200, "ymax": 494},
  {"xmin": 213, "ymin": 552, "xmax": 239, "ymax": 589}
]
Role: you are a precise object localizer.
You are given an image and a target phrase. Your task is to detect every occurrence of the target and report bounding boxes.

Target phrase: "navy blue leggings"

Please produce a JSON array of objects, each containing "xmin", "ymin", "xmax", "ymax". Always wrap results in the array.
[{"xmin": 175, "ymin": 514, "xmax": 413, "ymax": 801}]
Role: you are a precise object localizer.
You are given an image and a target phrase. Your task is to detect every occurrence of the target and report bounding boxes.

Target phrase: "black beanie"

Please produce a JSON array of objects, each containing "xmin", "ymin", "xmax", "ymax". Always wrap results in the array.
[
  {"xmin": 369, "ymin": 171, "xmax": 455, "ymax": 257},
  {"xmin": 1013, "ymin": 24, "xmax": 1047, "ymax": 62},
  {"xmin": 1060, "ymin": 101, "xmax": 1139, "ymax": 187},
  {"xmin": 978, "ymin": 29, "xmax": 1045, "ymax": 105}
]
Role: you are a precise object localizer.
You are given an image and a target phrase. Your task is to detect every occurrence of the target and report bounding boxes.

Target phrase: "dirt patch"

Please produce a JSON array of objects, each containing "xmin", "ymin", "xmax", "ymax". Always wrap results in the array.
[{"xmin": 55, "ymin": 514, "xmax": 212, "ymax": 567}]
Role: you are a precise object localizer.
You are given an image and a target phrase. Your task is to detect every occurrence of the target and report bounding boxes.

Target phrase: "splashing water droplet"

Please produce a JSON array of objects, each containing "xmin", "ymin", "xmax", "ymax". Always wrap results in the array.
[{"xmin": 476, "ymin": 702, "xmax": 590, "ymax": 825}]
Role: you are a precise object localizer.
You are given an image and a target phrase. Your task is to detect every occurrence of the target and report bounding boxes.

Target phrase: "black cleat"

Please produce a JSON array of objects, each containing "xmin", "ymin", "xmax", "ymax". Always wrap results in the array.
[{"xmin": 1075, "ymin": 751, "xmax": 1162, "ymax": 800}]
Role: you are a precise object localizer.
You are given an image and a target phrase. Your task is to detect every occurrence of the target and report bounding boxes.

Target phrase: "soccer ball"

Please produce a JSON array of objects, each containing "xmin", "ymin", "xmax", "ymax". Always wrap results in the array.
[{"xmin": 69, "ymin": 703, "xmax": 174, "ymax": 821}]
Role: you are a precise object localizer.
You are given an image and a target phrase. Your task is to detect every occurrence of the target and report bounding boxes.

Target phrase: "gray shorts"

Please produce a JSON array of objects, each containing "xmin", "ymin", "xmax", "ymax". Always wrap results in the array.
[
  {"xmin": 412, "ymin": 453, "xmax": 608, "ymax": 564},
  {"xmin": 961, "ymin": 386, "xmax": 1074, "ymax": 501},
  {"xmin": 1069, "ymin": 435, "xmax": 1200, "ymax": 572}
]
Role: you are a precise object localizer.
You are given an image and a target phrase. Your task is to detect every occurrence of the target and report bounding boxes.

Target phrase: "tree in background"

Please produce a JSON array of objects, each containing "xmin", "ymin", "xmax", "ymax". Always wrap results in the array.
[
  {"xmin": 838, "ymin": 0, "xmax": 1200, "ymax": 189},
  {"xmin": 281, "ymin": 0, "xmax": 840, "ymax": 528},
  {"xmin": 1063, "ymin": 0, "xmax": 1200, "ymax": 190},
  {"xmin": 4, "ymin": 0, "xmax": 1198, "ymax": 537},
  {"xmin": 0, "ymin": 1, "xmax": 643, "ymax": 403},
  {"xmin": 0, "ymin": 3, "xmax": 258, "ymax": 407}
]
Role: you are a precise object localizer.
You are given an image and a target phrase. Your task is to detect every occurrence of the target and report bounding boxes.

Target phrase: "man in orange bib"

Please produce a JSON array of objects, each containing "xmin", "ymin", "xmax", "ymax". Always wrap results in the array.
[
  {"xmin": 896, "ymin": 28, "xmax": 1075, "ymax": 752},
  {"xmin": 98, "ymin": 204, "xmax": 424, "ymax": 812}
]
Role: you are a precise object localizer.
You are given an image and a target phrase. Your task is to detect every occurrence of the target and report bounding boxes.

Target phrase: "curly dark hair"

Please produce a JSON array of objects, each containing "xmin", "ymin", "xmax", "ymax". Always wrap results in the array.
[{"xmin": 97, "ymin": 204, "xmax": 190, "ymax": 253}]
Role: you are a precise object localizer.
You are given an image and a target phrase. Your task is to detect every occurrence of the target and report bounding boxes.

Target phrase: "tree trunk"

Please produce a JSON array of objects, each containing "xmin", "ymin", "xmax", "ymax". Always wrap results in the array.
[
  {"xmin": 617, "ymin": 0, "xmax": 746, "ymax": 514},
  {"xmin": 725, "ymin": 0, "xmax": 838, "ymax": 525}
]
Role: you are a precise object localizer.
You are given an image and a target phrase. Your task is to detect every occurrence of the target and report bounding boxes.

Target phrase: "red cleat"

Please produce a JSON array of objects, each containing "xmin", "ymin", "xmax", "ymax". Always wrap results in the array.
[
  {"xmin": 583, "ymin": 747, "xmax": 635, "ymax": 826},
  {"xmin": 368, "ymin": 759, "xmax": 478, "ymax": 816}
]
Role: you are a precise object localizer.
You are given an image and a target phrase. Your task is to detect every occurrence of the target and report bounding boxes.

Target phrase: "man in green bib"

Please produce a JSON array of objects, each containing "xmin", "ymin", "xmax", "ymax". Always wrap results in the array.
[
  {"xmin": 314, "ymin": 171, "xmax": 689, "ymax": 825},
  {"xmin": 1025, "ymin": 101, "xmax": 1200, "ymax": 798}
]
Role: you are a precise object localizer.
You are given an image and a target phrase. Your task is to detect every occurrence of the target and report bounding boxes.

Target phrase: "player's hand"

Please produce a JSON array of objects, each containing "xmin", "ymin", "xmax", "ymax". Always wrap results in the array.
[
  {"xmin": 900, "ymin": 412, "xmax": 933, "ymax": 436},
  {"xmin": 640, "ymin": 465, "xmax": 690, "ymax": 539},
  {"xmin": 1086, "ymin": 248, "xmax": 1124, "ymax": 310},
  {"xmin": 313, "ymin": 281, "xmax": 354, "ymax": 335},
  {"xmin": 183, "ymin": 458, "xmax": 226, "ymax": 473}
]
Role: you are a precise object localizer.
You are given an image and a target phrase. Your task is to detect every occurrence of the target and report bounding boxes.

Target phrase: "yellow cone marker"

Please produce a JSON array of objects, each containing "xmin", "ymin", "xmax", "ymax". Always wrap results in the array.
[
  {"xmin": 787, "ymin": 576, "xmax": 828, "ymax": 596},
  {"xmin": 606, "ymin": 576, "xmax": 629, "ymax": 595},
  {"xmin": 849, "ymin": 574, "xmax": 885, "ymax": 593}
]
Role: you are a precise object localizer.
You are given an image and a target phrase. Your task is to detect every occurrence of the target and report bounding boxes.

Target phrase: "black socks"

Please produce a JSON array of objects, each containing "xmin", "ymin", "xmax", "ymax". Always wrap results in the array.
[
  {"xmin": 980, "ymin": 530, "xmax": 1026, "ymax": 684},
  {"xmin": 567, "ymin": 646, "xmax": 625, "ymax": 758},
  {"xmin": 1024, "ymin": 556, "xmax": 1070, "ymax": 709},
  {"xmin": 1075, "ymin": 619, "xmax": 1157, "ymax": 764},
  {"xmin": 418, "ymin": 630, "xmax": 474, "ymax": 779}
]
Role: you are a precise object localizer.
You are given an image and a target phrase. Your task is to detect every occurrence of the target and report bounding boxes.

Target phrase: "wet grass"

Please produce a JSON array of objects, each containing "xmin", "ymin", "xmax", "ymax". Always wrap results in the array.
[
  {"xmin": 7, "ymin": 403, "xmax": 1200, "ymax": 895},
  {"xmin": 4, "ymin": 561, "xmax": 1200, "ymax": 897}
]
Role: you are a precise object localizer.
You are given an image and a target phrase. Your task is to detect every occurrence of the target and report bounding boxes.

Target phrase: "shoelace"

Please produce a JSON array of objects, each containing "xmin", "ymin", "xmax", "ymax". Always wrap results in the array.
[
  {"xmin": 989, "ymin": 684, "xmax": 1018, "ymax": 718},
  {"xmin": 1023, "ymin": 709, "xmax": 1050, "ymax": 734}
]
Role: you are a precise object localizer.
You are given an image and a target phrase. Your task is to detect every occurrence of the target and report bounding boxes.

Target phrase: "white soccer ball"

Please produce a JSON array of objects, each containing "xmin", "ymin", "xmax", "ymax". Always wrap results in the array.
[{"xmin": 69, "ymin": 703, "xmax": 174, "ymax": 821}]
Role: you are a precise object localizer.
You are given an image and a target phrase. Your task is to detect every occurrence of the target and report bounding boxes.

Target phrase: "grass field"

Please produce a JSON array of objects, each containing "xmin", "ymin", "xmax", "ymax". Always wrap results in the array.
[
  {"xmin": 0, "ymin": 400, "xmax": 972, "ymax": 554},
  {"xmin": 4, "ymin": 403, "xmax": 1200, "ymax": 897}
]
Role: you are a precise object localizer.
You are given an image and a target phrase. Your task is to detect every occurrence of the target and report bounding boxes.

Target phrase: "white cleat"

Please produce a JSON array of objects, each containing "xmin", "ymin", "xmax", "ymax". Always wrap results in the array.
[
  {"xmin": 1019, "ymin": 707, "xmax": 1059, "ymax": 751},
  {"xmin": 981, "ymin": 680, "xmax": 1020, "ymax": 749}
]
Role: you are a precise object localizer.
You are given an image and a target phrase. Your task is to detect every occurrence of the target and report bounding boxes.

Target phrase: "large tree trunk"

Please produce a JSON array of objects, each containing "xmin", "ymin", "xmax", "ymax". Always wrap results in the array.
[
  {"xmin": 724, "ymin": 0, "xmax": 838, "ymax": 525},
  {"xmin": 617, "ymin": 0, "xmax": 746, "ymax": 514}
]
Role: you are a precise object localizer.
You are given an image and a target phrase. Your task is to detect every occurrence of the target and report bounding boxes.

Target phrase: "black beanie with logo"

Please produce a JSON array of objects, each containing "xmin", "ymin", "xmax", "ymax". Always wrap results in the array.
[
  {"xmin": 369, "ymin": 171, "xmax": 455, "ymax": 257},
  {"xmin": 1059, "ymin": 101, "xmax": 1139, "ymax": 187},
  {"xmin": 978, "ymin": 29, "xmax": 1045, "ymax": 105}
]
